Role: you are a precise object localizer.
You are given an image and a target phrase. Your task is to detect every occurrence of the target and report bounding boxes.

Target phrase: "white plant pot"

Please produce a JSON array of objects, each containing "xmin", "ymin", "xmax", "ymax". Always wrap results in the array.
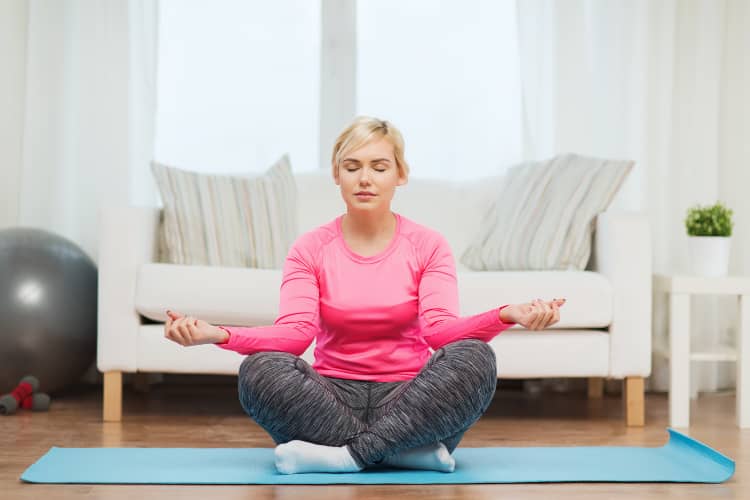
[{"xmin": 687, "ymin": 236, "xmax": 731, "ymax": 277}]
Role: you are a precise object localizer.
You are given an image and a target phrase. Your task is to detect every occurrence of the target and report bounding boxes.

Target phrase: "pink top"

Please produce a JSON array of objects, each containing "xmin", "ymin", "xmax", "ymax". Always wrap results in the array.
[{"xmin": 215, "ymin": 212, "xmax": 516, "ymax": 381}]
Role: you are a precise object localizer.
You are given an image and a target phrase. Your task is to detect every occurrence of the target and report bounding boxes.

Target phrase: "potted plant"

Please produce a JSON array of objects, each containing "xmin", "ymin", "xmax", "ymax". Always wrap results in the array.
[{"xmin": 684, "ymin": 202, "xmax": 734, "ymax": 277}]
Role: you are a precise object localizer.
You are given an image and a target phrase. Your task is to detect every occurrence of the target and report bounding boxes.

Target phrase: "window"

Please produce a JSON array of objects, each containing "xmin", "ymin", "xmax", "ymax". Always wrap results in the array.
[
  {"xmin": 155, "ymin": 0, "xmax": 321, "ymax": 175},
  {"xmin": 356, "ymin": 0, "xmax": 522, "ymax": 180},
  {"xmin": 154, "ymin": 0, "xmax": 521, "ymax": 182}
]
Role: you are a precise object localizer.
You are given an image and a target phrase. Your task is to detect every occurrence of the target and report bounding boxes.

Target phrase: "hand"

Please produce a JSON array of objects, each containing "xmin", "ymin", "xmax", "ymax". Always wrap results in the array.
[
  {"xmin": 164, "ymin": 310, "xmax": 226, "ymax": 346},
  {"xmin": 501, "ymin": 298, "xmax": 565, "ymax": 330}
]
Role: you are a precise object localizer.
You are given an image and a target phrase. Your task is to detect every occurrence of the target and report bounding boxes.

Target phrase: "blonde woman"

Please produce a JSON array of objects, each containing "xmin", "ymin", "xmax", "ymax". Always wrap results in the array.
[{"xmin": 165, "ymin": 116, "xmax": 565, "ymax": 474}]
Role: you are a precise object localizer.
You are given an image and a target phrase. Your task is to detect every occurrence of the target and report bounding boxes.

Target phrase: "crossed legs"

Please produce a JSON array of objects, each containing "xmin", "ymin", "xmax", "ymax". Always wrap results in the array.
[{"xmin": 238, "ymin": 339, "xmax": 497, "ymax": 473}]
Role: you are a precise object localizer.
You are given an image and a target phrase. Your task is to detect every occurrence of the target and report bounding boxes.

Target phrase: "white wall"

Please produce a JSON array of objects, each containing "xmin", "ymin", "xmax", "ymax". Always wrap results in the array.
[{"xmin": 0, "ymin": 0, "xmax": 28, "ymax": 229}]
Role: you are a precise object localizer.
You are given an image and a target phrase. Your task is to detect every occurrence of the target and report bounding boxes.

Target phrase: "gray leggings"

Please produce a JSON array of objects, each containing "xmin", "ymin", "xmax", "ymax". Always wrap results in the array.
[{"xmin": 237, "ymin": 338, "xmax": 498, "ymax": 469}]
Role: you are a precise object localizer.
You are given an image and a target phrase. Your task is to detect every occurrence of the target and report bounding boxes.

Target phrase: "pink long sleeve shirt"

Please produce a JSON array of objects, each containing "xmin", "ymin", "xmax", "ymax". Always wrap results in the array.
[{"xmin": 215, "ymin": 212, "xmax": 516, "ymax": 381}]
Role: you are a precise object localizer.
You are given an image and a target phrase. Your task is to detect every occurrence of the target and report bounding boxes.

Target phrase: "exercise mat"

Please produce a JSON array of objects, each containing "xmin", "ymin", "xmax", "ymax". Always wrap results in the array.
[{"xmin": 21, "ymin": 428, "xmax": 734, "ymax": 484}]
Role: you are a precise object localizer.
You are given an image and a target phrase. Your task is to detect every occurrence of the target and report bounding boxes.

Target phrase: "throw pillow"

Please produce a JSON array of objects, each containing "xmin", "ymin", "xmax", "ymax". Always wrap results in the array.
[
  {"xmin": 460, "ymin": 153, "xmax": 633, "ymax": 270},
  {"xmin": 151, "ymin": 154, "xmax": 298, "ymax": 268}
]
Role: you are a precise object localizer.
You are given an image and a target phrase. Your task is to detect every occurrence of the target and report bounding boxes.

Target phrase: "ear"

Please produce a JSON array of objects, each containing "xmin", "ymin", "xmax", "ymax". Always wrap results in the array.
[{"xmin": 333, "ymin": 165, "xmax": 340, "ymax": 185}]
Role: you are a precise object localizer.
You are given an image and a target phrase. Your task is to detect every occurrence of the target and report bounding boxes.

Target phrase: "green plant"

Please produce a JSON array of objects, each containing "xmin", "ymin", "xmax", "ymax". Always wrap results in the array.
[{"xmin": 685, "ymin": 202, "xmax": 734, "ymax": 236}]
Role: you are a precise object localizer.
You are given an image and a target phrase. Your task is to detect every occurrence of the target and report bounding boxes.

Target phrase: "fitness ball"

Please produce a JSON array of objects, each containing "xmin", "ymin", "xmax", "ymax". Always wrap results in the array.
[{"xmin": 0, "ymin": 227, "xmax": 97, "ymax": 395}]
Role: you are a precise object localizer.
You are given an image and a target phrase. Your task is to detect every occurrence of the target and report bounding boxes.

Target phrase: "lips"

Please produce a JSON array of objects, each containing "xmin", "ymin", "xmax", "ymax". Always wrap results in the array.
[{"xmin": 355, "ymin": 192, "xmax": 375, "ymax": 196}]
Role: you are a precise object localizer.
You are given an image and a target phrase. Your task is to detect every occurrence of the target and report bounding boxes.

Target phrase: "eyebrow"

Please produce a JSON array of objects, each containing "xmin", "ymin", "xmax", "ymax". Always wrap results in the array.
[{"xmin": 342, "ymin": 158, "xmax": 391, "ymax": 164}]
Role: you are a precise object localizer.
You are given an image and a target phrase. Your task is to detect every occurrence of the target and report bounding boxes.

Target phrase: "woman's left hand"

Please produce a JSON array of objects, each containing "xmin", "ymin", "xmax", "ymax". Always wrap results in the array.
[{"xmin": 500, "ymin": 298, "xmax": 565, "ymax": 330}]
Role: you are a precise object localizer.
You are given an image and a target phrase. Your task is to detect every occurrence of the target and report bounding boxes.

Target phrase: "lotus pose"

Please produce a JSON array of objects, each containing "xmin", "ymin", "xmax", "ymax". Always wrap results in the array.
[{"xmin": 165, "ymin": 116, "xmax": 565, "ymax": 474}]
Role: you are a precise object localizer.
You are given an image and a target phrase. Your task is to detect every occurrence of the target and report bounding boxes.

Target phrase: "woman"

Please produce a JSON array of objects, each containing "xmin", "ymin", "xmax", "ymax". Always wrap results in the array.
[{"xmin": 164, "ymin": 116, "xmax": 565, "ymax": 474}]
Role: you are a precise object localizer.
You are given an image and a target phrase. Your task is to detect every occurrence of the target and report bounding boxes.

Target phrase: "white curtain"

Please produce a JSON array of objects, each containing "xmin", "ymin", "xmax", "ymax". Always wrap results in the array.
[
  {"xmin": 20, "ymin": 0, "xmax": 158, "ymax": 264},
  {"xmin": 517, "ymin": 0, "xmax": 750, "ymax": 394}
]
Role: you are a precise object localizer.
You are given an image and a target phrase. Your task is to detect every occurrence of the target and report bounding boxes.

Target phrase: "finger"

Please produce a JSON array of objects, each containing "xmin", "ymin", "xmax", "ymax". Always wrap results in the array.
[
  {"xmin": 545, "ymin": 304, "xmax": 557, "ymax": 328},
  {"xmin": 176, "ymin": 322, "xmax": 191, "ymax": 345},
  {"xmin": 168, "ymin": 327, "xmax": 185, "ymax": 346},
  {"xmin": 543, "ymin": 302, "xmax": 555, "ymax": 327},
  {"xmin": 171, "ymin": 318, "xmax": 186, "ymax": 345},
  {"xmin": 530, "ymin": 300, "xmax": 545, "ymax": 330},
  {"xmin": 183, "ymin": 317, "xmax": 197, "ymax": 341},
  {"xmin": 526, "ymin": 301, "xmax": 539, "ymax": 329},
  {"xmin": 169, "ymin": 319, "xmax": 186, "ymax": 344},
  {"xmin": 522, "ymin": 302, "xmax": 536, "ymax": 327},
  {"xmin": 187, "ymin": 322, "xmax": 199, "ymax": 343}
]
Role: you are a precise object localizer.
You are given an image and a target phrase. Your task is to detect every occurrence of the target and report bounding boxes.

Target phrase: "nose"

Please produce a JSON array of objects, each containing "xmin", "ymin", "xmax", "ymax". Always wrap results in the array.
[{"xmin": 357, "ymin": 168, "xmax": 372, "ymax": 184}]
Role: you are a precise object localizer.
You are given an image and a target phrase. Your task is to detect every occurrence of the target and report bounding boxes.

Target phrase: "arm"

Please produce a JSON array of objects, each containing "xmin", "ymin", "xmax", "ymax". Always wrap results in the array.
[
  {"xmin": 419, "ymin": 233, "xmax": 516, "ymax": 350},
  {"xmin": 213, "ymin": 239, "xmax": 320, "ymax": 356}
]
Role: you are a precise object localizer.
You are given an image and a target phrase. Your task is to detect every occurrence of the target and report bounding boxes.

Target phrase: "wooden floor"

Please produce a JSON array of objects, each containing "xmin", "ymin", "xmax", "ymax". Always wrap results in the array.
[{"xmin": 4, "ymin": 379, "xmax": 747, "ymax": 499}]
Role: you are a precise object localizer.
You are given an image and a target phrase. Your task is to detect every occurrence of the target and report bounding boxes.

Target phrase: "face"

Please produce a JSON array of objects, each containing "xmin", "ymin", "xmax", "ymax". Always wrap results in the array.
[{"xmin": 334, "ymin": 137, "xmax": 407, "ymax": 213}]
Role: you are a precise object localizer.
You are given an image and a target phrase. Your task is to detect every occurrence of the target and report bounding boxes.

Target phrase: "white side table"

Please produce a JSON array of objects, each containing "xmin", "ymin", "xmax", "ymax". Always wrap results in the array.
[{"xmin": 653, "ymin": 273, "xmax": 750, "ymax": 428}]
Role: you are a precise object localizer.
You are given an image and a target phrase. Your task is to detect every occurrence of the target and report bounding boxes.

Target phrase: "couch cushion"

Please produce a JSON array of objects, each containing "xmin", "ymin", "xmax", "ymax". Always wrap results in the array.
[{"xmin": 135, "ymin": 264, "xmax": 612, "ymax": 328}]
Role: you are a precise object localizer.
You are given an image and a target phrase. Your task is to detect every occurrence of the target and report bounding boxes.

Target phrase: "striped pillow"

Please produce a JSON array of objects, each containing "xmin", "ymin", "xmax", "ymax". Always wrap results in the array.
[
  {"xmin": 460, "ymin": 153, "xmax": 633, "ymax": 271},
  {"xmin": 151, "ymin": 155, "xmax": 298, "ymax": 269}
]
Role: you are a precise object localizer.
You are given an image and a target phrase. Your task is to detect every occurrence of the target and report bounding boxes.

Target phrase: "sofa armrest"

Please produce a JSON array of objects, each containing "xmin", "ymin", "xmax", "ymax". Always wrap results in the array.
[
  {"xmin": 590, "ymin": 210, "xmax": 652, "ymax": 378},
  {"xmin": 97, "ymin": 205, "xmax": 161, "ymax": 372}
]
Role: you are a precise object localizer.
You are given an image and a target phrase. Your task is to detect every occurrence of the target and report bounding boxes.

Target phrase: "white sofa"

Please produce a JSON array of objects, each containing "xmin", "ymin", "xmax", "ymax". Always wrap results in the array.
[{"xmin": 97, "ymin": 169, "xmax": 652, "ymax": 424}]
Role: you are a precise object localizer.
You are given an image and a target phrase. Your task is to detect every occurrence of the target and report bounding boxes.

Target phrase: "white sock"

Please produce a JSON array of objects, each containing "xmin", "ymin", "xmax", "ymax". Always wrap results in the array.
[
  {"xmin": 274, "ymin": 440, "xmax": 363, "ymax": 474},
  {"xmin": 382, "ymin": 442, "xmax": 456, "ymax": 472}
]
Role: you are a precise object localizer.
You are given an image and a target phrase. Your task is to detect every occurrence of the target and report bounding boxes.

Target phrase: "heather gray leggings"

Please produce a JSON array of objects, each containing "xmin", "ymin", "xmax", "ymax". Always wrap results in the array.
[{"xmin": 237, "ymin": 338, "xmax": 498, "ymax": 469}]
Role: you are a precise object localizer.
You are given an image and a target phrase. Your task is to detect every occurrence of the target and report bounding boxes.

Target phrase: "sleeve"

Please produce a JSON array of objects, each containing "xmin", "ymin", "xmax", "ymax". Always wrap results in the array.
[
  {"xmin": 213, "ymin": 236, "xmax": 320, "ymax": 356},
  {"xmin": 418, "ymin": 232, "xmax": 516, "ymax": 350}
]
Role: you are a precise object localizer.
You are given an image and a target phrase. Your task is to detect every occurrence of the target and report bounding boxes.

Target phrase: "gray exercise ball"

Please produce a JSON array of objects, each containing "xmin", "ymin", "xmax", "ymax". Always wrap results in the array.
[{"xmin": 0, "ymin": 227, "xmax": 97, "ymax": 396}]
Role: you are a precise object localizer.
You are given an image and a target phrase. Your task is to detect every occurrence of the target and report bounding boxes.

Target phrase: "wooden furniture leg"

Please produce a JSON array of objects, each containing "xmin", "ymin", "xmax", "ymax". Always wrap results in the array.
[
  {"xmin": 103, "ymin": 371, "xmax": 122, "ymax": 422},
  {"xmin": 624, "ymin": 376, "xmax": 645, "ymax": 426}
]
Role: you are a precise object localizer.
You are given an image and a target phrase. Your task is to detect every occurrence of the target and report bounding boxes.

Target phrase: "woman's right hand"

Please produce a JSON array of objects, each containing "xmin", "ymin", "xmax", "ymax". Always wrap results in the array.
[{"xmin": 164, "ymin": 310, "xmax": 228, "ymax": 346}]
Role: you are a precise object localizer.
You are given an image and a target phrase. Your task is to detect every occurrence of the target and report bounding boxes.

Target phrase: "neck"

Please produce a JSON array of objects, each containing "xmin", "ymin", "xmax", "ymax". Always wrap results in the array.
[{"xmin": 342, "ymin": 210, "xmax": 396, "ymax": 240}]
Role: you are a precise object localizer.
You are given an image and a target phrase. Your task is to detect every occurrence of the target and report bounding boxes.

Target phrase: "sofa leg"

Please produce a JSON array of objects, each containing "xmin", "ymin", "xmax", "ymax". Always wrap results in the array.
[
  {"xmin": 103, "ymin": 371, "xmax": 122, "ymax": 422},
  {"xmin": 624, "ymin": 376, "xmax": 645, "ymax": 426},
  {"xmin": 588, "ymin": 377, "xmax": 604, "ymax": 399}
]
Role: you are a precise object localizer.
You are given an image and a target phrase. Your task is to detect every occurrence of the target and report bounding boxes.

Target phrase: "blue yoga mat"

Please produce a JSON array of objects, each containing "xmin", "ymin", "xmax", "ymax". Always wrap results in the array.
[{"xmin": 20, "ymin": 428, "xmax": 734, "ymax": 484}]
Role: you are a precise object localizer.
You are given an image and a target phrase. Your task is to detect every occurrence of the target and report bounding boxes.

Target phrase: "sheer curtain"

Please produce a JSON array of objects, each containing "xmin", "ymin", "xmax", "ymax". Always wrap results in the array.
[
  {"xmin": 517, "ymin": 0, "xmax": 750, "ymax": 395},
  {"xmin": 19, "ymin": 0, "xmax": 157, "ymax": 263}
]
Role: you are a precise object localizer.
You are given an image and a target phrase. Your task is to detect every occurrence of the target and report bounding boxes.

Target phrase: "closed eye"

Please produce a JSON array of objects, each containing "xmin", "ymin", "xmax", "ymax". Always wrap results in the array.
[{"xmin": 346, "ymin": 168, "xmax": 386, "ymax": 172}]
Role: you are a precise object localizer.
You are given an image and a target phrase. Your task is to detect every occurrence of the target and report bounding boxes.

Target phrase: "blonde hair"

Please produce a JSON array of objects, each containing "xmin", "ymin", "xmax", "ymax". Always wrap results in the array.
[{"xmin": 331, "ymin": 116, "xmax": 410, "ymax": 178}]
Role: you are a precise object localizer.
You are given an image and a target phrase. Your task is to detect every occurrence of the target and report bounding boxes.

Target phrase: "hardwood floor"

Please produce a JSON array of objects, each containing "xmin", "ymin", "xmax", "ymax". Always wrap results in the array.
[{"xmin": 4, "ymin": 379, "xmax": 748, "ymax": 499}]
